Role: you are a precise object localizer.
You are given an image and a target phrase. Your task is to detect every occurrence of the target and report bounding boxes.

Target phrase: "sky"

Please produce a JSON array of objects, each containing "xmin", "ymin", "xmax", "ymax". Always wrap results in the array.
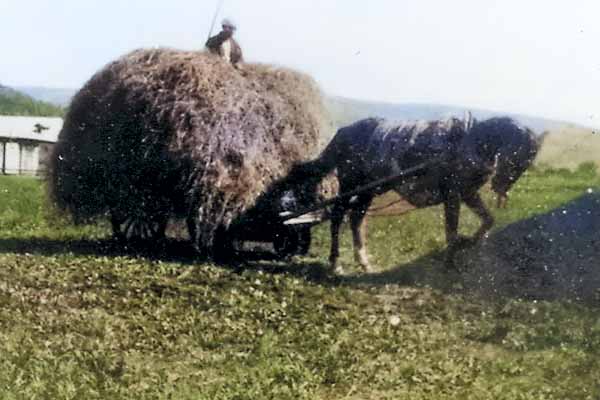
[{"xmin": 1, "ymin": 0, "xmax": 599, "ymax": 127}]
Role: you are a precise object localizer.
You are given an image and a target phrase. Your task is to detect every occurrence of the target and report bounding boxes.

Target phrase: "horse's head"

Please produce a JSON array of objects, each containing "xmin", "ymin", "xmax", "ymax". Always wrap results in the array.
[
  {"xmin": 491, "ymin": 122, "xmax": 539, "ymax": 208},
  {"xmin": 469, "ymin": 117, "xmax": 540, "ymax": 208}
]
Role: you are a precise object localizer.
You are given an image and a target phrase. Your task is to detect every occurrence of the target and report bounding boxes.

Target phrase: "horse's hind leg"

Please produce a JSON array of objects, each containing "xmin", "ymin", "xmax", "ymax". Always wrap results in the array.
[
  {"xmin": 463, "ymin": 193, "xmax": 494, "ymax": 241},
  {"xmin": 350, "ymin": 195, "xmax": 374, "ymax": 273},
  {"xmin": 329, "ymin": 201, "xmax": 346, "ymax": 274}
]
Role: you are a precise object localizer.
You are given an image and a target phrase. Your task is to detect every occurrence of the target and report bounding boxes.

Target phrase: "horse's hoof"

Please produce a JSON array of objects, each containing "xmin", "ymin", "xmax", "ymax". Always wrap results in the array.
[
  {"xmin": 361, "ymin": 264, "xmax": 375, "ymax": 274},
  {"xmin": 354, "ymin": 249, "xmax": 372, "ymax": 273},
  {"xmin": 330, "ymin": 264, "xmax": 345, "ymax": 276},
  {"xmin": 476, "ymin": 232, "xmax": 490, "ymax": 242},
  {"xmin": 454, "ymin": 235, "xmax": 477, "ymax": 249},
  {"xmin": 444, "ymin": 257, "xmax": 460, "ymax": 272}
]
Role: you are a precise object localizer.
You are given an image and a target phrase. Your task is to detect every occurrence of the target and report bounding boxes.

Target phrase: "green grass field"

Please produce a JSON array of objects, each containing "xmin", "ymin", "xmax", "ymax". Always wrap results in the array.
[{"xmin": 0, "ymin": 167, "xmax": 599, "ymax": 399}]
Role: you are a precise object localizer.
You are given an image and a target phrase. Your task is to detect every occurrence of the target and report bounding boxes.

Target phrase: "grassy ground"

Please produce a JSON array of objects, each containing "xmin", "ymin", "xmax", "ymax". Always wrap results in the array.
[{"xmin": 0, "ymin": 168, "xmax": 599, "ymax": 399}]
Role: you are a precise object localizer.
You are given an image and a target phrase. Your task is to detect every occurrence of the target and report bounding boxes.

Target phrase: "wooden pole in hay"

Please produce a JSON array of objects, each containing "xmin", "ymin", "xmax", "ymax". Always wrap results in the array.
[{"xmin": 207, "ymin": 0, "xmax": 225, "ymax": 40}]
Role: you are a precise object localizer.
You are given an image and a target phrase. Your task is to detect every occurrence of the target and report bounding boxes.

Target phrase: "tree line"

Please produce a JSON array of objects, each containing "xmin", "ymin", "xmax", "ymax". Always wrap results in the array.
[{"xmin": 0, "ymin": 87, "xmax": 65, "ymax": 117}]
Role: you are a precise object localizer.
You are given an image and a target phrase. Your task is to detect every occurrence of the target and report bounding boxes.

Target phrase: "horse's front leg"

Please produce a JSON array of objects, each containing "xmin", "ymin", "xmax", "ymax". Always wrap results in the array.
[
  {"xmin": 329, "ymin": 201, "xmax": 346, "ymax": 275},
  {"xmin": 463, "ymin": 193, "xmax": 494, "ymax": 241},
  {"xmin": 443, "ymin": 193, "xmax": 462, "ymax": 268},
  {"xmin": 350, "ymin": 195, "xmax": 374, "ymax": 273}
]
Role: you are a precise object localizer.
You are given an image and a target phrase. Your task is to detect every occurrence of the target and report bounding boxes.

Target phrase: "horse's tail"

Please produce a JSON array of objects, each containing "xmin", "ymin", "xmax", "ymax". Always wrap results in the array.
[{"xmin": 288, "ymin": 130, "xmax": 344, "ymax": 185}]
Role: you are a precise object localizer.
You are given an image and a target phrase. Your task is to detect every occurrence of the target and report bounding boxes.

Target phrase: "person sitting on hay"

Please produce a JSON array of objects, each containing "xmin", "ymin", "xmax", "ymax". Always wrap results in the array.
[{"xmin": 205, "ymin": 18, "xmax": 243, "ymax": 66}]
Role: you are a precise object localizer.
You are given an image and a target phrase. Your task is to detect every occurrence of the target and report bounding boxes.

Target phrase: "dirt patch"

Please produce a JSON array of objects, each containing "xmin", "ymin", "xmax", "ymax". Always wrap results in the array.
[{"xmin": 461, "ymin": 192, "xmax": 600, "ymax": 304}]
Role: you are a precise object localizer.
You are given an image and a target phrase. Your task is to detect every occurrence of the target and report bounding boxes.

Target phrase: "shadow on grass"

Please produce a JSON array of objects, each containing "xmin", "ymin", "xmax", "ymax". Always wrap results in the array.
[
  {"xmin": 1, "ymin": 192, "xmax": 598, "ymax": 301},
  {"xmin": 0, "ymin": 235, "xmax": 338, "ymax": 282},
  {"xmin": 343, "ymin": 191, "xmax": 600, "ymax": 304},
  {"xmin": 0, "ymin": 236, "xmax": 199, "ymax": 263}
]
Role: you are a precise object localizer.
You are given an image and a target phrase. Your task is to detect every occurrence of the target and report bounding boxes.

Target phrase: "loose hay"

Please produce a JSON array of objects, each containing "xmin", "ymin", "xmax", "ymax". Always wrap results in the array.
[{"xmin": 49, "ymin": 48, "xmax": 330, "ymax": 249}]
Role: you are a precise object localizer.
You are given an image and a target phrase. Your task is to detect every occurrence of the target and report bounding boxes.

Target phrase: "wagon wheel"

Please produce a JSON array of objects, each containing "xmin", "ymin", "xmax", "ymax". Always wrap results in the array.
[
  {"xmin": 273, "ymin": 227, "xmax": 300, "ymax": 259},
  {"xmin": 212, "ymin": 226, "xmax": 236, "ymax": 262},
  {"xmin": 111, "ymin": 213, "xmax": 167, "ymax": 243},
  {"xmin": 297, "ymin": 227, "xmax": 312, "ymax": 256}
]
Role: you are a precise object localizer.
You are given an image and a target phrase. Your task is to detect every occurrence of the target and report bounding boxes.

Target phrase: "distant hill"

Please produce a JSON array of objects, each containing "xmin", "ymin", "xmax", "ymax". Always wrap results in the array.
[
  {"xmin": 14, "ymin": 84, "xmax": 583, "ymax": 136},
  {"xmin": 0, "ymin": 84, "xmax": 22, "ymax": 98},
  {"xmin": 325, "ymin": 96, "xmax": 572, "ymax": 135},
  {"xmin": 14, "ymin": 86, "xmax": 76, "ymax": 108},
  {"xmin": 326, "ymin": 96, "xmax": 598, "ymax": 170},
  {"xmin": 0, "ymin": 84, "xmax": 65, "ymax": 117},
  {"xmin": 535, "ymin": 125, "xmax": 600, "ymax": 170}
]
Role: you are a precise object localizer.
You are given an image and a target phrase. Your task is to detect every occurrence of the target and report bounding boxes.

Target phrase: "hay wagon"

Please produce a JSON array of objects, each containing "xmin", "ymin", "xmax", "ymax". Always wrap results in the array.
[{"xmin": 49, "ymin": 49, "xmax": 330, "ymax": 258}]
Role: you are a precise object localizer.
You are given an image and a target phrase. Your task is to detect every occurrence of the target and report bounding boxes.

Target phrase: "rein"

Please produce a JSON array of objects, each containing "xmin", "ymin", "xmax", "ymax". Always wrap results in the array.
[{"xmin": 280, "ymin": 158, "xmax": 442, "ymax": 225}]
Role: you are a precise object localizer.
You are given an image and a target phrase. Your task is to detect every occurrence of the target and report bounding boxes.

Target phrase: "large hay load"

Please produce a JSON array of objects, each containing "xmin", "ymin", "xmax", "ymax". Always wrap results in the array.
[{"xmin": 49, "ymin": 48, "xmax": 330, "ymax": 253}]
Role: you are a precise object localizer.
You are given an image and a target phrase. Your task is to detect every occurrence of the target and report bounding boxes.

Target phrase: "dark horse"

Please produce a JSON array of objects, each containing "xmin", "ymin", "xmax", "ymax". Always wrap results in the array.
[{"xmin": 289, "ymin": 116, "xmax": 539, "ymax": 274}]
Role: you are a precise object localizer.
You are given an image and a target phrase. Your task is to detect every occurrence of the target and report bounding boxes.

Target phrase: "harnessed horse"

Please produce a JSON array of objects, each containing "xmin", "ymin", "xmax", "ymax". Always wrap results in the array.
[{"xmin": 289, "ymin": 116, "xmax": 539, "ymax": 274}]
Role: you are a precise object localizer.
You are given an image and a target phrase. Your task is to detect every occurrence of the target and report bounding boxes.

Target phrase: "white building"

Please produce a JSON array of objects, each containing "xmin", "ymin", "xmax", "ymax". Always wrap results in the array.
[{"xmin": 0, "ymin": 116, "xmax": 63, "ymax": 176}]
